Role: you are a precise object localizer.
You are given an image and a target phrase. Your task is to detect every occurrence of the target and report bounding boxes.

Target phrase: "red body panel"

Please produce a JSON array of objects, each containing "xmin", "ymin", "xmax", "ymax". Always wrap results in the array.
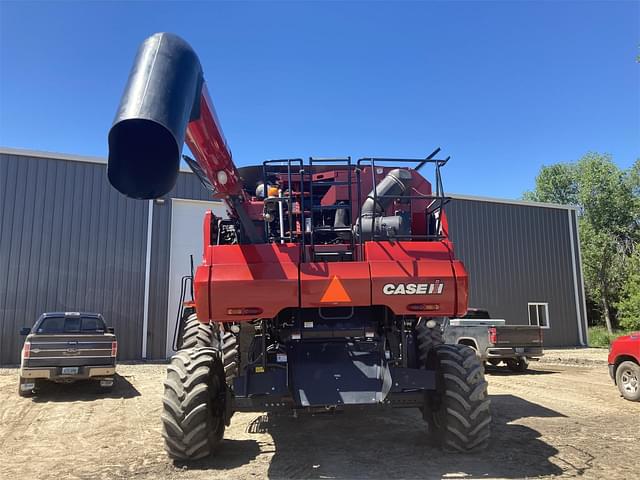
[
  {"xmin": 194, "ymin": 238, "xmax": 468, "ymax": 322},
  {"xmin": 608, "ymin": 333, "xmax": 640, "ymax": 365},
  {"xmin": 195, "ymin": 244, "xmax": 299, "ymax": 322},
  {"xmin": 366, "ymin": 242, "xmax": 467, "ymax": 317},
  {"xmin": 300, "ymin": 262, "xmax": 370, "ymax": 308}
]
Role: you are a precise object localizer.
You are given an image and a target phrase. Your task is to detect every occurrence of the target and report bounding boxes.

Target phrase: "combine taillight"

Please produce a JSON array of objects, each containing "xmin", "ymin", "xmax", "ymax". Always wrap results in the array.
[
  {"xmin": 111, "ymin": 341, "xmax": 118, "ymax": 358},
  {"xmin": 227, "ymin": 307, "xmax": 263, "ymax": 316},
  {"xmin": 22, "ymin": 342, "xmax": 31, "ymax": 359},
  {"xmin": 407, "ymin": 303, "xmax": 440, "ymax": 312},
  {"xmin": 488, "ymin": 327, "xmax": 497, "ymax": 344}
]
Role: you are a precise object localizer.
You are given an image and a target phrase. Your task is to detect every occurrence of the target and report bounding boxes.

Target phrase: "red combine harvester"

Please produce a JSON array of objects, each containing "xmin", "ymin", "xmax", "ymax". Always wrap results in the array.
[{"xmin": 108, "ymin": 33, "xmax": 491, "ymax": 460}]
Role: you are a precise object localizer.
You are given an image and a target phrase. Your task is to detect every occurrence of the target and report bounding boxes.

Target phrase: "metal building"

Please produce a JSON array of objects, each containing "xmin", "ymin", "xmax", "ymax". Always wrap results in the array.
[{"xmin": 0, "ymin": 148, "xmax": 588, "ymax": 364}]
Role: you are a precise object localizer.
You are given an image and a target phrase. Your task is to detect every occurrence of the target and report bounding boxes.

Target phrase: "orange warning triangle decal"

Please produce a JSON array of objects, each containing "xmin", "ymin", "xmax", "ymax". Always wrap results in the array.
[{"xmin": 320, "ymin": 276, "xmax": 352, "ymax": 303}]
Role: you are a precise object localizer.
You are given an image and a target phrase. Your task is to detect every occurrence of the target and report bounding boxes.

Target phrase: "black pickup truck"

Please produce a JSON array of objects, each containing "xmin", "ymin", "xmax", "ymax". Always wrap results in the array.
[
  {"xmin": 18, "ymin": 312, "xmax": 117, "ymax": 397},
  {"xmin": 442, "ymin": 308, "xmax": 544, "ymax": 372}
]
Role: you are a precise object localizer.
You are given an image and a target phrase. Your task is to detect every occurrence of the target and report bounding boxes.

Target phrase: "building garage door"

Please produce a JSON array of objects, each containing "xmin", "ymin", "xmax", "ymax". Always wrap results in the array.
[{"xmin": 166, "ymin": 198, "xmax": 227, "ymax": 357}]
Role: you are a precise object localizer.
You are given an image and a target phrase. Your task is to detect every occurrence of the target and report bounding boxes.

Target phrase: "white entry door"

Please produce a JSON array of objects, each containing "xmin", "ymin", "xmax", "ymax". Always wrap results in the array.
[{"xmin": 166, "ymin": 198, "xmax": 227, "ymax": 357}]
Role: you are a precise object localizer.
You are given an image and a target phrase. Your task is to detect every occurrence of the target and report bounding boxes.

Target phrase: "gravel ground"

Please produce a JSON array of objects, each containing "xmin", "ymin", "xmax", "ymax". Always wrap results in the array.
[
  {"xmin": 538, "ymin": 348, "xmax": 610, "ymax": 366},
  {"xmin": 0, "ymin": 350, "xmax": 638, "ymax": 480}
]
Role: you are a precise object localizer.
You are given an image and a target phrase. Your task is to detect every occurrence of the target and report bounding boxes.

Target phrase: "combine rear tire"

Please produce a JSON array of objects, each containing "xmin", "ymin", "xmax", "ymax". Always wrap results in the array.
[
  {"xmin": 221, "ymin": 331, "xmax": 238, "ymax": 385},
  {"xmin": 426, "ymin": 344, "xmax": 491, "ymax": 452},
  {"xmin": 416, "ymin": 318, "xmax": 444, "ymax": 364},
  {"xmin": 181, "ymin": 313, "xmax": 215, "ymax": 350},
  {"xmin": 161, "ymin": 348, "xmax": 226, "ymax": 460},
  {"xmin": 180, "ymin": 314, "xmax": 238, "ymax": 387}
]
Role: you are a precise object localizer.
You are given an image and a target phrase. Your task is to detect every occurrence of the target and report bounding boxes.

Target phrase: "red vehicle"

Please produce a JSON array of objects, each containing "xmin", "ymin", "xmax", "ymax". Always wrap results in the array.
[
  {"xmin": 608, "ymin": 332, "xmax": 640, "ymax": 402},
  {"xmin": 107, "ymin": 33, "xmax": 491, "ymax": 461}
]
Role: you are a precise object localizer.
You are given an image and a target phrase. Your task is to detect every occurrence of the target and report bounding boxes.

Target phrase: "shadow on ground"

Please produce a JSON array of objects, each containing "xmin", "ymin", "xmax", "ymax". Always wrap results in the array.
[
  {"xmin": 31, "ymin": 373, "xmax": 140, "ymax": 402},
  {"xmin": 485, "ymin": 364, "xmax": 561, "ymax": 376},
  {"xmin": 173, "ymin": 439, "xmax": 261, "ymax": 471},
  {"xmin": 237, "ymin": 393, "xmax": 566, "ymax": 479}
]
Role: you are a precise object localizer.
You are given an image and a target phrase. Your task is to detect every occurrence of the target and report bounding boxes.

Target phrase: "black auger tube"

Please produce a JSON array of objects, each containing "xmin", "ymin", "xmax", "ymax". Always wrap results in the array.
[{"xmin": 108, "ymin": 33, "xmax": 204, "ymax": 199}]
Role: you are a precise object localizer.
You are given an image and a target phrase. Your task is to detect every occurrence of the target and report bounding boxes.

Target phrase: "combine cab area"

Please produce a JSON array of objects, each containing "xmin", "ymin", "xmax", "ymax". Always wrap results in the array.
[{"xmin": 107, "ymin": 32, "xmax": 491, "ymax": 462}]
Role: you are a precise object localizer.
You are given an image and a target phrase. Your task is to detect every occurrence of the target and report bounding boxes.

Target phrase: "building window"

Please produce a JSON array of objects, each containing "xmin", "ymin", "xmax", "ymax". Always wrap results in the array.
[{"xmin": 528, "ymin": 303, "xmax": 550, "ymax": 329}]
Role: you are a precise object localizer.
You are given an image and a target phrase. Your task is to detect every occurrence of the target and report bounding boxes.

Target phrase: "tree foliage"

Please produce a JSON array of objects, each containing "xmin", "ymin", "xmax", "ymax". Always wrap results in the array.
[
  {"xmin": 617, "ymin": 248, "xmax": 640, "ymax": 331},
  {"xmin": 524, "ymin": 154, "xmax": 640, "ymax": 333}
]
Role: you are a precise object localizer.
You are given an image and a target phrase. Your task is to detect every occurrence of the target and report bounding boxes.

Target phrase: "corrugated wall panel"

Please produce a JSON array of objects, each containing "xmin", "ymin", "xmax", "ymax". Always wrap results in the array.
[
  {"xmin": 0, "ymin": 154, "xmax": 148, "ymax": 363},
  {"xmin": 1, "ymin": 151, "xmax": 585, "ymax": 363},
  {"xmin": 146, "ymin": 172, "xmax": 213, "ymax": 359},
  {"xmin": 446, "ymin": 199, "xmax": 581, "ymax": 347}
]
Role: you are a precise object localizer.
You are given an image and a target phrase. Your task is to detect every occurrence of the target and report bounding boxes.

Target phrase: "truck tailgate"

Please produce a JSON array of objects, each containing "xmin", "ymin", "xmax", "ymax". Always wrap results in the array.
[
  {"xmin": 24, "ymin": 334, "xmax": 115, "ymax": 368},
  {"xmin": 494, "ymin": 326, "xmax": 542, "ymax": 347}
]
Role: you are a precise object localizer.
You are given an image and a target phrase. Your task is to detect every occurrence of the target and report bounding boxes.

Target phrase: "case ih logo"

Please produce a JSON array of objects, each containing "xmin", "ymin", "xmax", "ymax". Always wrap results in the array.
[{"xmin": 382, "ymin": 281, "xmax": 444, "ymax": 295}]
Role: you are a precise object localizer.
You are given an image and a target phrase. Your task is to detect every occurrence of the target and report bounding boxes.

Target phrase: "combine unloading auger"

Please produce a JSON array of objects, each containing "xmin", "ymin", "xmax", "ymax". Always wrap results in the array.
[{"xmin": 108, "ymin": 32, "xmax": 491, "ymax": 461}]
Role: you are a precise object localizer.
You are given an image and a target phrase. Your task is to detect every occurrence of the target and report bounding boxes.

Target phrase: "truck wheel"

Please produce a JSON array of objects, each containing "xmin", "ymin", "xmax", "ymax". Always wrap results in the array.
[
  {"xmin": 18, "ymin": 377, "xmax": 37, "ymax": 397},
  {"xmin": 416, "ymin": 318, "xmax": 444, "ymax": 364},
  {"xmin": 426, "ymin": 344, "xmax": 491, "ymax": 452},
  {"xmin": 506, "ymin": 357, "xmax": 528, "ymax": 373},
  {"xmin": 161, "ymin": 348, "xmax": 226, "ymax": 460},
  {"xmin": 181, "ymin": 313, "xmax": 215, "ymax": 349},
  {"xmin": 616, "ymin": 361, "xmax": 640, "ymax": 402}
]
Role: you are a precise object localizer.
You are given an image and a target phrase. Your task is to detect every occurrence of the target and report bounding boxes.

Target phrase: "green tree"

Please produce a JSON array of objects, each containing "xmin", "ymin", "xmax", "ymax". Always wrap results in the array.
[
  {"xmin": 617, "ymin": 248, "xmax": 640, "ymax": 331},
  {"xmin": 524, "ymin": 153, "xmax": 639, "ymax": 333}
]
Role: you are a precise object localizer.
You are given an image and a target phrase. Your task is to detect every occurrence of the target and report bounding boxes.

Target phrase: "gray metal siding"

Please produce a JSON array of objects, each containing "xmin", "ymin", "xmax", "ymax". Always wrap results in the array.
[
  {"xmin": 446, "ymin": 199, "xmax": 582, "ymax": 347},
  {"xmin": 0, "ymin": 153, "xmax": 148, "ymax": 363},
  {"xmin": 1, "ymin": 150, "xmax": 585, "ymax": 362},
  {"xmin": 146, "ymin": 175, "xmax": 212, "ymax": 359}
]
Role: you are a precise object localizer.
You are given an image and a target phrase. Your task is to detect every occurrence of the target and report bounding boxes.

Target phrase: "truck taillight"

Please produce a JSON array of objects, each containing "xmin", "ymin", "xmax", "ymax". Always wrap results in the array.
[
  {"xmin": 111, "ymin": 341, "xmax": 118, "ymax": 358},
  {"xmin": 22, "ymin": 342, "xmax": 31, "ymax": 359},
  {"xmin": 488, "ymin": 327, "xmax": 497, "ymax": 344}
]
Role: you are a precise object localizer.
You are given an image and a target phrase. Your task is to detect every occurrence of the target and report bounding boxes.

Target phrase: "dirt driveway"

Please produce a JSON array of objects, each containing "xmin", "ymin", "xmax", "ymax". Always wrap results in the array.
[{"xmin": 1, "ymin": 354, "xmax": 638, "ymax": 479}]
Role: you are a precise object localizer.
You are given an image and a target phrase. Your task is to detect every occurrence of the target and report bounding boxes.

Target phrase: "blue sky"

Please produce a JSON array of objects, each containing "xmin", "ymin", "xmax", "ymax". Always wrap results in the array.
[{"xmin": 0, "ymin": 1, "xmax": 638, "ymax": 199}]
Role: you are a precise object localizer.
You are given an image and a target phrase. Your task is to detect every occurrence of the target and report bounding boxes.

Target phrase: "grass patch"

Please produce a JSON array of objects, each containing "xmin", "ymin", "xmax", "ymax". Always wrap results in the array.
[{"xmin": 588, "ymin": 326, "xmax": 631, "ymax": 348}]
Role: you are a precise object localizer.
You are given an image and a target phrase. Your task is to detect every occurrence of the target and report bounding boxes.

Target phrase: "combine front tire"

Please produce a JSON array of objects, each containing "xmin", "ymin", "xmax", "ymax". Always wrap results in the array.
[
  {"xmin": 161, "ymin": 348, "xmax": 226, "ymax": 460},
  {"xmin": 426, "ymin": 344, "xmax": 491, "ymax": 452}
]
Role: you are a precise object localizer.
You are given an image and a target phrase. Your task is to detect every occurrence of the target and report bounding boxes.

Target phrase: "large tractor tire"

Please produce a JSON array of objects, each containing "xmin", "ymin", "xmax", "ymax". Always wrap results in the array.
[
  {"xmin": 180, "ymin": 313, "xmax": 238, "ymax": 387},
  {"xmin": 416, "ymin": 318, "xmax": 444, "ymax": 364},
  {"xmin": 161, "ymin": 348, "xmax": 226, "ymax": 460},
  {"xmin": 426, "ymin": 344, "xmax": 492, "ymax": 452},
  {"xmin": 181, "ymin": 313, "xmax": 215, "ymax": 350},
  {"xmin": 220, "ymin": 331, "xmax": 238, "ymax": 386}
]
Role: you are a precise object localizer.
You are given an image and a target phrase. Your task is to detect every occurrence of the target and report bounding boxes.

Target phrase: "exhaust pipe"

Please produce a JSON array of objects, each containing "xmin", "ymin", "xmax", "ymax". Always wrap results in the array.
[
  {"xmin": 360, "ymin": 168, "xmax": 412, "ymax": 217},
  {"xmin": 356, "ymin": 168, "xmax": 413, "ymax": 240},
  {"xmin": 108, "ymin": 33, "xmax": 241, "ymax": 200}
]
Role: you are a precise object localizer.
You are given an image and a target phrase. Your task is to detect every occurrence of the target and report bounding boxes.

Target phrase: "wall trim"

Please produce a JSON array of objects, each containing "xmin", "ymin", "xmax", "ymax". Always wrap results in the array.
[
  {"xmin": 0, "ymin": 146, "xmax": 194, "ymax": 173},
  {"xmin": 449, "ymin": 193, "xmax": 578, "ymax": 211},
  {"xmin": 141, "ymin": 200, "xmax": 154, "ymax": 358},
  {"xmin": 0, "ymin": 147, "xmax": 581, "ymax": 212},
  {"xmin": 573, "ymin": 210, "xmax": 589, "ymax": 345},
  {"xmin": 567, "ymin": 209, "xmax": 586, "ymax": 346}
]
